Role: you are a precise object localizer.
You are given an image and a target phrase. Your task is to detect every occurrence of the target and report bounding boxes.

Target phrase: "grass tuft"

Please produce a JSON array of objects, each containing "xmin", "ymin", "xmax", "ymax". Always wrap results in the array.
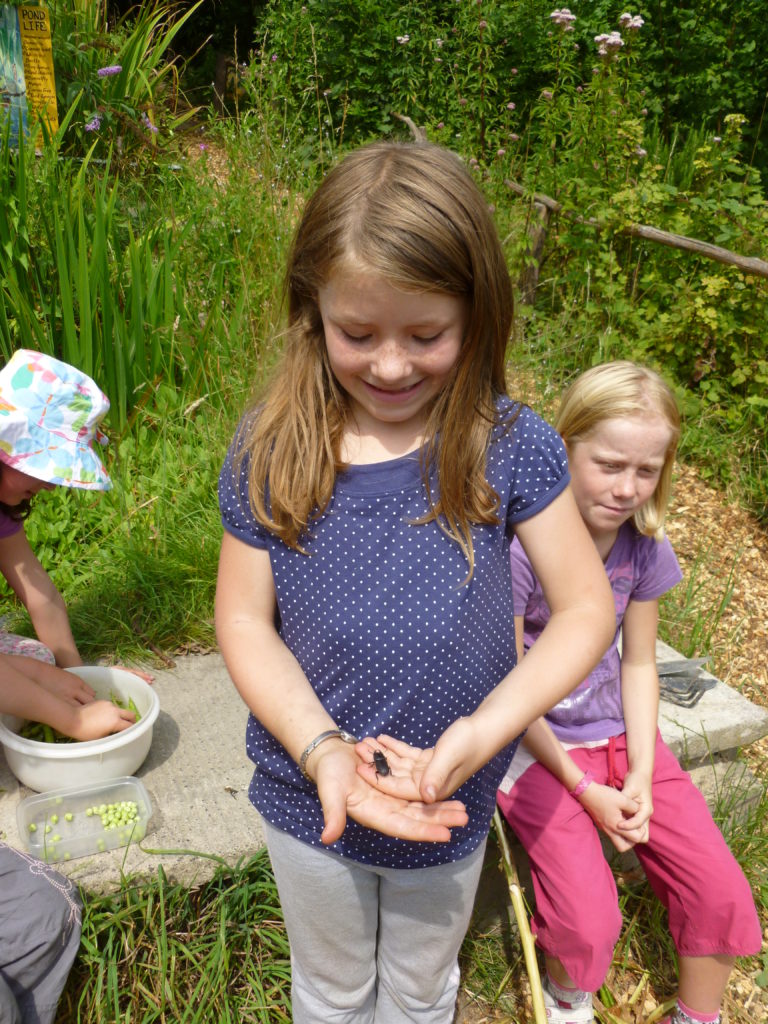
[{"xmin": 58, "ymin": 851, "xmax": 291, "ymax": 1023}]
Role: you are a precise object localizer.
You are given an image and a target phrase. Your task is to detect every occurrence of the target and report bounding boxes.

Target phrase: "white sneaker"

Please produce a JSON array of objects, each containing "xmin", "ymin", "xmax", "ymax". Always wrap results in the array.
[{"xmin": 542, "ymin": 984, "xmax": 595, "ymax": 1023}]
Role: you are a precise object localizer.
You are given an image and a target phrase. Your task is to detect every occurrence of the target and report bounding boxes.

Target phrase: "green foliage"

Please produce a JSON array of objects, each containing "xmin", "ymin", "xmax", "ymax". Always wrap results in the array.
[
  {"xmin": 254, "ymin": 0, "xmax": 543, "ymax": 161},
  {"xmin": 497, "ymin": 8, "xmax": 768, "ymax": 519}
]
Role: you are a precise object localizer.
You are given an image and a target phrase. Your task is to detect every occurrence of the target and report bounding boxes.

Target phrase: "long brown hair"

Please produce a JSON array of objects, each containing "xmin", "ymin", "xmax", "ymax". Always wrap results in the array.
[{"xmin": 237, "ymin": 141, "xmax": 515, "ymax": 574}]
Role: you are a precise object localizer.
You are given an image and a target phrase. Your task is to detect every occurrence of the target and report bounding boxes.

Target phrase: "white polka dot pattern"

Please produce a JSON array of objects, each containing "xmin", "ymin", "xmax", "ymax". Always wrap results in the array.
[{"xmin": 218, "ymin": 399, "xmax": 569, "ymax": 868}]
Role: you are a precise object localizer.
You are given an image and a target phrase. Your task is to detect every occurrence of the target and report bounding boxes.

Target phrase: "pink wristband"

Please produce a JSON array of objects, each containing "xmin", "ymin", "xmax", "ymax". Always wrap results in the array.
[{"xmin": 569, "ymin": 770, "xmax": 595, "ymax": 798}]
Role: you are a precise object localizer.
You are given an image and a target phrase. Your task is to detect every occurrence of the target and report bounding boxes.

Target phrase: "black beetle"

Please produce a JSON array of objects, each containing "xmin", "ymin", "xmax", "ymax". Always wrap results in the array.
[{"xmin": 371, "ymin": 748, "xmax": 390, "ymax": 781}]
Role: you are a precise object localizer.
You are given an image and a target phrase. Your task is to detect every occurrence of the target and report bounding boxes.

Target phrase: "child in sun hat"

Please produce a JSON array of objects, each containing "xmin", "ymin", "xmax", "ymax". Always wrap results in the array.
[
  {"xmin": 0, "ymin": 348, "xmax": 111, "ymax": 667},
  {"xmin": 0, "ymin": 351, "xmax": 135, "ymax": 1024}
]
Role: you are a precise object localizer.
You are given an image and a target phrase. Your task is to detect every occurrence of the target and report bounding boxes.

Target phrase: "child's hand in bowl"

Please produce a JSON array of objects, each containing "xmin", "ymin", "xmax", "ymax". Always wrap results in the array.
[{"xmin": 65, "ymin": 699, "xmax": 137, "ymax": 741}]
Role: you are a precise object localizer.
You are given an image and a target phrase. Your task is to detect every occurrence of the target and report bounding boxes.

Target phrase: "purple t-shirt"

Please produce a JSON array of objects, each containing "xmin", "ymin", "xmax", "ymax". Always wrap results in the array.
[
  {"xmin": 0, "ymin": 509, "xmax": 21, "ymax": 540},
  {"xmin": 219, "ymin": 399, "xmax": 570, "ymax": 869},
  {"xmin": 510, "ymin": 522, "xmax": 682, "ymax": 743}
]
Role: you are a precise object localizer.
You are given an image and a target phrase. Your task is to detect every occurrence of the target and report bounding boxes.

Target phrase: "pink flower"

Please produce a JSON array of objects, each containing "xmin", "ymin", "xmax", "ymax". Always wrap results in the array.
[
  {"xmin": 458, "ymin": 97, "xmax": 468, "ymax": 106},
  {"xmin": 550, "ymin": 8, "xmax": 576, "ymax": 29},
  {"xmin": 618, "ymin": 12, "xmax": 644, "ymax": 31},
  {"xmin": 497, "ymin": 148, "xmax": 506, "ymax": 157},
  {"xmin": 506, "ymin": 102, "xmax": 516, "ymax": 110},
  {"xmin": 509, "ymin": 132, "xmax": 520, "ymax": 141},
  {"xmin": 595, "ymin": 31, "xmax": 623, "ymax": 57},
  {"xmin": 541, "ymin": 89, "xmax": 554, "ymax": 100}
]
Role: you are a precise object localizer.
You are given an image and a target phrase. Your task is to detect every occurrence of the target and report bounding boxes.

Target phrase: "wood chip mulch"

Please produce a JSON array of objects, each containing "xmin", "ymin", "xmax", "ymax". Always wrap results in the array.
[{"xmin": 664, "ymin": 464, "xmax": 768, "ymax": 774}]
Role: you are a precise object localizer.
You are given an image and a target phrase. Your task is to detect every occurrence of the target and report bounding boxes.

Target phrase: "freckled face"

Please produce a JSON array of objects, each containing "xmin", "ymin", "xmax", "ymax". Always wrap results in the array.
[
  {"xmin": 0, "ymin": 465, "xmax": 54, "ymax": 506},
  {"xmin": 567, "ymin": 415, "xmax": 673, "ymax": 545},
  {"xmin": 318, "ymin": 269, "xmax": 466, "ymax": 443}
]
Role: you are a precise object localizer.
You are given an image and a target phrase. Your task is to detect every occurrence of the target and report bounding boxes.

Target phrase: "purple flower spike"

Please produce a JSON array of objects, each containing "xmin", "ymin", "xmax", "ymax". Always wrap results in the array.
[{"xmin": 97, "ymin": 65, "xmax": 122, "ymax": 77}]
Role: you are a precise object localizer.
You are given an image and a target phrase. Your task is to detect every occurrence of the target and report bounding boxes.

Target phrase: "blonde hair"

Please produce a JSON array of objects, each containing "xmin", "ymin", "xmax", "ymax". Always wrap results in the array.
[
  {"xmin": 237, "ymin": 140, "xmax": 515, "ymax": 575},
  {"xmin": 555, "ymin": 361, "xmax": 681, "ymax": 539}
]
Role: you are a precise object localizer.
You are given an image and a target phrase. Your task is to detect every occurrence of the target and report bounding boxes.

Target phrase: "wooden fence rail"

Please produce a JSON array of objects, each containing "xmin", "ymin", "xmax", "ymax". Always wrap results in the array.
[{"xmin": 504, "ymin": 178, "xmax": 768, "ymax": 304}]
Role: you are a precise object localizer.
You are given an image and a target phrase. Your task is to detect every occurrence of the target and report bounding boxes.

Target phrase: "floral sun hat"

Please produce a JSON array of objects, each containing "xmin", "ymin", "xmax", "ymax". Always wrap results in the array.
[{"xmin": 0, "ymin": 349, "xmax": 111, "ymax": 490}]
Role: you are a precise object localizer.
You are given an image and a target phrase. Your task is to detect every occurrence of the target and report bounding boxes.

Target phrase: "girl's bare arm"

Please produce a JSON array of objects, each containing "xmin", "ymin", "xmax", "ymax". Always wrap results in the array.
[
  {"xmin": 0, "ymin": 530, "xmax": 83, "ymax": 667},
  {"xmin": 616, "ymin": 596, "xmax": 660, "ymax": 832}
]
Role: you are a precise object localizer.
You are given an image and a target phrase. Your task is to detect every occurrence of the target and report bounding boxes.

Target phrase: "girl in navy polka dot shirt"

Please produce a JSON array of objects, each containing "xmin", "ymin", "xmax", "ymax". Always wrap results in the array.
[{"xmin": 216, "ymin": 140, "xmax": 614, "ymax": 1023}]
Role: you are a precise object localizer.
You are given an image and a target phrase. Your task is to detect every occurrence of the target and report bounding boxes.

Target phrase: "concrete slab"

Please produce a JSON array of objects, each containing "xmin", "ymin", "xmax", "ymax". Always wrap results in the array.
[
  {"xmin": 0, "ymin": 653, "xmax": 263, "ymax": 892},
  {"xmin": 0, "ymin": 641, "xmax": 765, "ymax": 894},
  {"xmin": 656, "ymin": 639, "xmax": 768, "ymax": 765}
]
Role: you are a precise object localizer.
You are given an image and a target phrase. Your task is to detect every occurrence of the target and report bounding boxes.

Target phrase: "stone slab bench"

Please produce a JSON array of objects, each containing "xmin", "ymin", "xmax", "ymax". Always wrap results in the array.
[{"xmin": 0, "ymin": 642, "xmax": 765, "ymax": 895}]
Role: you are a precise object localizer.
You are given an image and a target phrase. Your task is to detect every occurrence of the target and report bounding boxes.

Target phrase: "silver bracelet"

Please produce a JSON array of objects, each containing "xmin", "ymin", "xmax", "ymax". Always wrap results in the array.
[{"xmin": 299, "ymin": 728, "xmax": 357, "ymax": 781}]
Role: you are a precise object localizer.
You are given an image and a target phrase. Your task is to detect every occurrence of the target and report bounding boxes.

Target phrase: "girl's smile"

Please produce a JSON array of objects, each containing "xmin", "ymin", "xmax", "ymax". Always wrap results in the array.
[
  {"xmin": 567, "ymin": 415, "xmax": 673, "ymax": 551},
  {"xmin": 318, "ymin": 269, "xmax": 466, "ymax": 456}
]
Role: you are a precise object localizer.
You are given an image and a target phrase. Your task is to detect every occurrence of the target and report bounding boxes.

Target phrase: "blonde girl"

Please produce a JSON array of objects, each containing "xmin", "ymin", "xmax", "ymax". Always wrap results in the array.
[
  {"xmin": 497, "ymin": 362, "xmax": 761, "ymax": 1024},
  {"xmin": 215, "ymin": 141, "xmax": 614, "ymax": 1023}
]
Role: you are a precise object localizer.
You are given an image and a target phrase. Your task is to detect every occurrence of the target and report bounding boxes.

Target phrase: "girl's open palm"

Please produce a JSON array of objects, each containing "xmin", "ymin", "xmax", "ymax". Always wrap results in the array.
[
  {"xmin": 317, "ymin": 743, "xmax": 468, "ymax": 846},
  {"xmin": 355, "ymin": 722, "xmax": 486, "ymax": 804}
]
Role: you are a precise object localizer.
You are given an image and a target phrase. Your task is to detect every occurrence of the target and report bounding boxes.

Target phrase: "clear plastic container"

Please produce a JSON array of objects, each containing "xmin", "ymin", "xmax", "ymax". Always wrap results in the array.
[{"xmin": 16, "ymin": 776, "xmax": 152, "ymax": 864}]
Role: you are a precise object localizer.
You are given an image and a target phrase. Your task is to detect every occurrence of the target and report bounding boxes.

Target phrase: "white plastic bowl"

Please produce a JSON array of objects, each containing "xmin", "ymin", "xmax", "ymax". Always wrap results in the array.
[{"xmin": 0, "ymin": 666, "xmax": 159, "ymax": 792}]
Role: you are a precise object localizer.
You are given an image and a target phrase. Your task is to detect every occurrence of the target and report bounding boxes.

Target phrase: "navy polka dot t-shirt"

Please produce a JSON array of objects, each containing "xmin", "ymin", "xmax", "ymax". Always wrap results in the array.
[{"xmin": 218, "ymin": 398, "xmax": 569, "ymax": 868}]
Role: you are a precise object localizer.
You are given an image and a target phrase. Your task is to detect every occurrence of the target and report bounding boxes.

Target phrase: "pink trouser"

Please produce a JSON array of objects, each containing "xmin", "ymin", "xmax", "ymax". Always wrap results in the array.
[{"xmin": 497, "ymin": 732, "xmax": 761, "ymax": 992}]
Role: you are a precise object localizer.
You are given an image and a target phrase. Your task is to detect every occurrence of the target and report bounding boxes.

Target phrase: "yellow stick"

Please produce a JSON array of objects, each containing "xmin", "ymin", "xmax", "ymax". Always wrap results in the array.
[{"xmin": 493, "ymin": 809, "xmax": 547, "ymax": 1024}]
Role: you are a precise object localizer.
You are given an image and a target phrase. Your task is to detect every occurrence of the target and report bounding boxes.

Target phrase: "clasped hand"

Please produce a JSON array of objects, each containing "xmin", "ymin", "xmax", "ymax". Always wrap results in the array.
[{"xmin": 579, "ymin": 770, "xmax": 653, "ymax": 851}]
